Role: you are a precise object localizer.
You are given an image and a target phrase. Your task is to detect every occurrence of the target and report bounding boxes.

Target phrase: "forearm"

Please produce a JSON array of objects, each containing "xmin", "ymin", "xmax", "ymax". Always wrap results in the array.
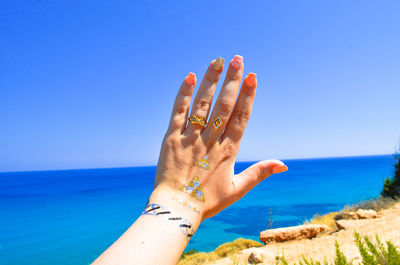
[{"xmin": 92, "ymin": 187, "xmax": 202, "ymax": 265}]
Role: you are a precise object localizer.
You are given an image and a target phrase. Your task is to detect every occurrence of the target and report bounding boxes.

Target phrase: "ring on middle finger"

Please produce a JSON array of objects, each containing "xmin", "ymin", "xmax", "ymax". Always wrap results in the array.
[{"xmin": 189, "ymin": 114, "xmax": 207, "ymax": 127}]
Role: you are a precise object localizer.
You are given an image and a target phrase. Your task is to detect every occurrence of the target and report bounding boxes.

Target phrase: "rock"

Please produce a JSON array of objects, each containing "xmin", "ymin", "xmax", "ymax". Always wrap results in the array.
[
  {"xmin": 335, "ymin": 220, "xmax": 359, "ymax": 230},
  {"xmin": 238, "ymin": 248, "xmax": 275, "ymax": 264},
  {"xmin": 335, "ymin": 209, "xmax": 378, "ymax": 220},
  {"xmin": 259, "ymin": 224, "xmax": 329, "ymax": 243},
  {"xmin": 334, "ymin": 211, "xmax": 359, "ymax": 220},
  {"xmin": 356, "ymin": 209, "xmax": 377, "ymax": 219},
  {"xmin": 335, "ymin": 220, "xmax": 345, "ymax": 230},
  {"xmin": 248, "ymin": 252, "xmax": 263, "ymax": 263}
]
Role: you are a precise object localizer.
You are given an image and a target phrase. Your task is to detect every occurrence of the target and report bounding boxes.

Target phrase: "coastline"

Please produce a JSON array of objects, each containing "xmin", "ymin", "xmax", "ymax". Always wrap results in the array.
[
  {"xmin": 179, "ymin": 198, "xmax": 400, "ymax": 264},
  {"xmin": 0, "ymin": 155, "xmax": 395, "ymax": 264}
]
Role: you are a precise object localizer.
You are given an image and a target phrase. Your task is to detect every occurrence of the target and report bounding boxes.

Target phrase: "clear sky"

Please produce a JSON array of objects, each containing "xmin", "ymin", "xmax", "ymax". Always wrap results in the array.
[{"xmin": 1, "ymin": 1, "xmax": 399, "ymax": 172}]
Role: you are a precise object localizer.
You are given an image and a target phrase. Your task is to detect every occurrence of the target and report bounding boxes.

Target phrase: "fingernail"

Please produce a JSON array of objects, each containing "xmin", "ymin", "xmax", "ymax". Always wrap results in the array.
[
  {"xmin": 272, "ymin": 164, "xmax": 288, "ymax": 174},
  {"xmin": 213, "ymin": 57, "xmax": 225, "ymax": 71},
  {"xmin": 185, "ymin": 72, "xmax": 196, "ymax": 86},
  {"xmin": 231, "ymin": 55, "xmax": 243, "ymax": 70},
  {"xmin": 245, "ymin": 73, "xmax": 257, "ymax": 87}
]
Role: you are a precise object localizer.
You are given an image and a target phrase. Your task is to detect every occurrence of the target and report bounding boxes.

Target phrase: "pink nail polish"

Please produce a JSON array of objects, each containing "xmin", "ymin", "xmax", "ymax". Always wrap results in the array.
[
  {"xmin": 272, "ymin": 165, "xmax": 288, "ymax": 174},
  {"xmin": 231, "ymin": 55, "xmax": 243, "ymax": 70},
  {"xmin": 245, "ymin": 73, "xmax": 257, "ymax": 87},
  {"xmin": 185, "ymin": 72, "xmax": 196, "ymax": 86}
]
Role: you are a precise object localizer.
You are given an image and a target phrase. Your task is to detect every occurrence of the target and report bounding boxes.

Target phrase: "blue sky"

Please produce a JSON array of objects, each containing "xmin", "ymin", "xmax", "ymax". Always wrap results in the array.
[{"xmin": 1, "ymin": 1, "xmax": 399, "ymax": 172}]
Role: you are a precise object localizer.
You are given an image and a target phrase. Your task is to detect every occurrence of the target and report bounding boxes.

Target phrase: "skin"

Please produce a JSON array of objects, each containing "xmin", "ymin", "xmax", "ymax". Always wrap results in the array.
[{"xmin": 93, "ymin": 56, "xmax": 288, "ymax": 265}]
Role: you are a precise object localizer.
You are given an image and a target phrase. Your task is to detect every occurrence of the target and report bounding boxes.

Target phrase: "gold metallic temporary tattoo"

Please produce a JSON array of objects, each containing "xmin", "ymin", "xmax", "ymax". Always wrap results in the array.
[
  {"xmin": 142, "ymin": 203, "xmax": 194, "ymax": 239},
  {"xmin": 194, "ymin": 156, "xmax": 210, "ymax": 170},
  {"xmin": 213, "ymin": 115, "xmax": 222, "ymax": 129},
  {"xmin": 172, "ymin": 197, "xmax": 200, "ymax": 215},
  {"xmin": 189, "ymin": 114, "xmax": 207, "ymax": 127},
  {"xmin": 179, "ymin": 176, "xmax": 205, "ymax": 202}
]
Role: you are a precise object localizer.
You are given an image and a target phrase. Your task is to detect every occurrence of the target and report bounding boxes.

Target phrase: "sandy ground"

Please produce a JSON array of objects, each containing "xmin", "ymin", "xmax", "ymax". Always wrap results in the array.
[{"xmin": 210, "ymin": 201, "xmax": 400, "ymax": 264}]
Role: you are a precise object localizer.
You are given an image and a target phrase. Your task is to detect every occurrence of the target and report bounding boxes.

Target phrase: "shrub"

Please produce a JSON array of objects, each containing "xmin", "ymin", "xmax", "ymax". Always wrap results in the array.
[
  {"xmin": 180, "ymin": 249, "xmax": 198, "ymax": 260},
  {"xmin": 213, "ymin": 238, "xmax": 262, "ymax": 258},
  {"xmin": 276, "ymin": 233, "xmax": 399, "ymax": 265},
  {"xmin": 381, "ymin": 150, "xmax": 400, "ymax": 199},
  {"xmin": 349, "ymin": 197, "xmax": 397, "ymax": 212},
  {"xmin": 334, "ymin": 241, "xmax": 352, "ymax": 265},
  {"xmin": 354, "ymin": 232, "xmax": 400, "ymax": 265},
  {"xmin": 179, "ymin": 238, "xmax": 262, "ymax": 264}
]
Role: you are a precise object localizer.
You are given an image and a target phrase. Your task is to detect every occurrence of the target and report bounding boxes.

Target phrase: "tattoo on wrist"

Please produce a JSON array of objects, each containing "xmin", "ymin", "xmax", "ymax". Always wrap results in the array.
[{"xmin": 142, "ymin": 203, "xmax": 195, "ymax": 240}]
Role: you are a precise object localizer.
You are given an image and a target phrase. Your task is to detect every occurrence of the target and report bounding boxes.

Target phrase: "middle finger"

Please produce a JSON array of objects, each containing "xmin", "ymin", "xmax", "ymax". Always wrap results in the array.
[{"xmin": 184, "ymin": 57, "xmax": 225, "ymax": 136}]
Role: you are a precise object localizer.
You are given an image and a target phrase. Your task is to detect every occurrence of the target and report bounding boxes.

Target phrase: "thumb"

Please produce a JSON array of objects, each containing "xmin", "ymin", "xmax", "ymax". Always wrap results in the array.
[{"xmin": 233, "ymin": 160, "xmax": 288, "ymax": 198}]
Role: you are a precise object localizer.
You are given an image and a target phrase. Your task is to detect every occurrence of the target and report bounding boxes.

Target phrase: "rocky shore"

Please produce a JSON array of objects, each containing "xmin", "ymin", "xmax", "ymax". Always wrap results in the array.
[{"xmin": 179, "ymin": 200, "xmax": 400, "ymax": 265}]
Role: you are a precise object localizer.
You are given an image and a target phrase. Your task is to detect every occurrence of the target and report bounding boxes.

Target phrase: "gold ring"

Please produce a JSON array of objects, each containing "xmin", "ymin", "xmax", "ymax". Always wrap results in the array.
[{"xmin": 189, "ymin": 115, "xmax": 207, "ymax": 127}]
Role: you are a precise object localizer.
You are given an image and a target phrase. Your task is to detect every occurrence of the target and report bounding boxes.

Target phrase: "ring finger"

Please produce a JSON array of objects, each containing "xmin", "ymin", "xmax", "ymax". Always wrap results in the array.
[{"xmin": 202, "ymin": 55, "xmax": 244, "ymax": 146}]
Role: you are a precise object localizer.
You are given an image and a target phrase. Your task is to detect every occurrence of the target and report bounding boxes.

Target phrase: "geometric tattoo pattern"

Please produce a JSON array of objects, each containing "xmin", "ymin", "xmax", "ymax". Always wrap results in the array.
[
  {"xmin": 178, "ymin": 176, "xmax": 205, "ymax": 202},
  {"xmin": 212, "ymin": 115, "xmax": 223, "ymax": 129},
  {"xmin": 194, "ymin": 155, "xmax": 210, "ymax": 170},
  {"xmin": 172, "ymin": 197, "xmax": 201, "ymax": 215},
  {"xmin": 142, "ymin": 203, "xmax": 194, "ymax": 239}
]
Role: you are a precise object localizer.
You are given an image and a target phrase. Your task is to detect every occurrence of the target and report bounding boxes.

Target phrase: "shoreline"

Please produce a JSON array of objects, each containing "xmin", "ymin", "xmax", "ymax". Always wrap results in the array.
[{"xmin": 179, "ymin": 197, "xmax": 400, "ymax": 264}]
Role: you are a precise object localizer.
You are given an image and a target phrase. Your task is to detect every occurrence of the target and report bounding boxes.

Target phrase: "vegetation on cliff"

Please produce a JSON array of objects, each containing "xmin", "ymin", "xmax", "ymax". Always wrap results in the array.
[
  {"xmin": 381, "ymin": 149, "xmax": 400, "ymax": 199},
  {"xmin": 179, "ymin": 238, "xmax": 262, "ymax": 264},
  {"xmin": 277, "ymin": 233, "xmax": 400, "ymax": 265}
]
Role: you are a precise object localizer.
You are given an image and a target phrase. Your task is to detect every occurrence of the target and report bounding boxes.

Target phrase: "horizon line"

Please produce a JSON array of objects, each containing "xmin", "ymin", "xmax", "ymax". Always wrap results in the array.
[{"xmin": 0, "ymin": 153, "xmax": 393, "ymax": 174}]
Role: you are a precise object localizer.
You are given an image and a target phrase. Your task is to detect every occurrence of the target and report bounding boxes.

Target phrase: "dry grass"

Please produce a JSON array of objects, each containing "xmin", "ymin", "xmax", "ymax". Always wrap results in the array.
[
  {"xmin": 307, "ymin": 197, "xmax": 399, "ymax": 232},
  {"xmin": 178, "ymin": 238, "xmax": 262, "ymax": 265},
  {"xmin": 178, "ymin": 252, "xmax": 217, "ymax": 265},
  {"xmin": 345, "ymin": 196, "xmax": 398, "ymax": 212},
  {"xmin": 307, "ymin": 212, "xmax": 339, "ymax": 230},
  {"xmin": 213, "ymin": 238, "xmax": 262, "ymax": 257}
]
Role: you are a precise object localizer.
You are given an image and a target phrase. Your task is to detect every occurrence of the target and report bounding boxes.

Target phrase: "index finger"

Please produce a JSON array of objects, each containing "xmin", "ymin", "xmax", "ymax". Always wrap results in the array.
[{"xmin": 166, "ymin": 73, "xmax": 196, "ymax": 135}]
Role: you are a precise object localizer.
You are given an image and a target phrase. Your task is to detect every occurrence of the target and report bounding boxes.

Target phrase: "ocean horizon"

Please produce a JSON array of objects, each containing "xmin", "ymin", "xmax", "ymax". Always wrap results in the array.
[{"xmin": 0, "ymin": 154, "xmax": 395, "ymax": 264}]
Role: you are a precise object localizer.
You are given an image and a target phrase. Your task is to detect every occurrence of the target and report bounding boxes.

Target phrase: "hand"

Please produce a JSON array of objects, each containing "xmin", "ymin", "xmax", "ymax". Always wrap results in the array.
[
  {"xmin": 93, "ymin": 56, "xmax": 289, "ymax": 265},
  {"xmin": 149, "ymin": 55, "xmax": 288, "ymax": 222}
]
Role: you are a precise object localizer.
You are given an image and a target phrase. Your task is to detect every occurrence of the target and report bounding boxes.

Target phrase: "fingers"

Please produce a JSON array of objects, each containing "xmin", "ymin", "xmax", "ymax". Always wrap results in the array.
[
  {"xmin": 233, "ymin": 160, "xmax": 288, "ymax": 198},
  {"xmin": 184, "ymin": 57, "xmax": 225, "ymax": 136},
  {"xmin": 221, "ymin": 73, "xmax": 257, "ymax": 144},
  {"xmin": 201, "ymin": 55, "xmax": 244, "ymax": 145},
  {"xmin": 167, "ymin": 73, "xmax": 196, "ymax": 134}
]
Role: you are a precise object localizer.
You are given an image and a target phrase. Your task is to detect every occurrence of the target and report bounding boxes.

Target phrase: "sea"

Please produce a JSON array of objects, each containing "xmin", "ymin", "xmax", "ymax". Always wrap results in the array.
[{"xmin": 0, "ymin": 155, "xmax": 395, "ymax": 265}]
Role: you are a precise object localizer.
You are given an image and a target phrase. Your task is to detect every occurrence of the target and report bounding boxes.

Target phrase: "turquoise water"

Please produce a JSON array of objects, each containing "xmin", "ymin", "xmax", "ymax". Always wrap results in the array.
[{"xmin": 0, "ymin": 155, "xmax": 395, "ymax": 264}]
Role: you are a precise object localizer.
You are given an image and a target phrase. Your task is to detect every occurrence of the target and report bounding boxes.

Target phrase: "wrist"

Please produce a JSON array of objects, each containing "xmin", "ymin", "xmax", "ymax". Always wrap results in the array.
[{"xmin": 147, "ymin": 184, "xmax": 204, "ymax": 231}]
